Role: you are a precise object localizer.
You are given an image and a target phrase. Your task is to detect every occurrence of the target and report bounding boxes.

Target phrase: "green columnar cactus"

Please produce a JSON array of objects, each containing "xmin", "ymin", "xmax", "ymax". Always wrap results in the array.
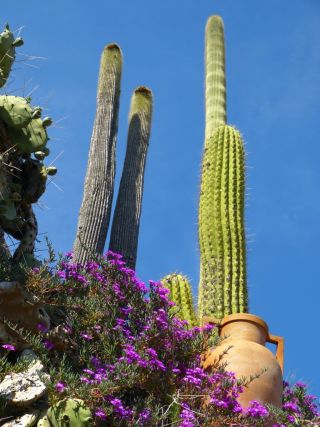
[
  {"xmin": 0, "ymin": 24, "xmax": 24, "ymax": 88},
  {"xmin": 162, "ymin": 273, "xmax": 198, "ymax": 327},
  {"xmin": 109, "ymin": 86, "xmax": 153, "ymax": 269},
  {"xmin": 47, "ymin": 398, "xmax": 93, "ymax": 427},
  {"xmin": 73, "ymin": 44, "xmax": 122, "ymax": 264},
  {"xmin": 198, "ymin": 125, "xmax": 247, "ymax": 319},
  {"xmin": 204, "ymin": 16, "xmax": 226, "ymax": 140}
]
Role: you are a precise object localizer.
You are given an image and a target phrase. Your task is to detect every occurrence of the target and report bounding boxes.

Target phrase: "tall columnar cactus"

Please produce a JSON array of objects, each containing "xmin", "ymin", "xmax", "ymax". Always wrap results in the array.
[
  {"xmin": 109, "ymin": 86, "xmax": 153, "ymax": 269},
  {"xmin": 204, "ymin": 16, "xmax": 226, "ymax": 139},
  {"xmin": 198, "ymin": 16, "xmax": 248, "ymax": 320},
  {"xmin": 198, "ymin": 125, "xmax": 247, "ymax": 320},
  {"xmin": 73, "ymin": 44, "xmax": 122, "ymax": 264},
  {"xmin": 162, "ymin": 273, "xmax": 198, "ymax": 327}
]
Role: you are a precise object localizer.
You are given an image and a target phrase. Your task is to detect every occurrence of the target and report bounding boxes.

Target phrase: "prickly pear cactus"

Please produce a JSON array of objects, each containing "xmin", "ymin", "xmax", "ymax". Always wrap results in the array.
[
  {"xmin": 0, "ymin": 25, "xmax": 55, "ymax": 270},
  {"xmin": 0, "ymin": 24, "xmax": 24, "ymax": 88},
  {"xmin": 0, "ymin": 96, "xmax": 34, "ymax": 128},
  {"xmin": 162, "ymin": 273, "xmax": 198, "ymax": 327},
  {"xmin": 198, "ymin": 125, "xmax": 247, "ymax": 320},
  {"xmin": 47, "ymin": 398, "xmax": 93, "ymax": 427}
]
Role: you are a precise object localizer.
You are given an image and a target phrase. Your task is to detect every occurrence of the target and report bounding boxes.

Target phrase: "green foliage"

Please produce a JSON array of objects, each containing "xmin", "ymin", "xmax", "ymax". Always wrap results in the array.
[
  {"xmin": 161, "ymin": 273, "xmax": 198, "ymax": 327},
  {"xmin": 198, "ymin": 125, "xmax": 247, "ymax": 319}
]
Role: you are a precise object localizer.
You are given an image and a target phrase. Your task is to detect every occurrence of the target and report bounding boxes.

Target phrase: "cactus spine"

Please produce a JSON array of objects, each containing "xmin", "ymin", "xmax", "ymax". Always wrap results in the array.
[
  {"xmin": 73, "ymin": 44, "xmax": 122, "ymax": 263},
  {"xmin": 198, "ymin": 16, "xmax": 248, "ymax": 320},
  {"xmin": 109, "ymin": 86, "xmax": 153, "ymax": 269},
  {"xmin": 162, "ymin": 274, "xmax": 198, "ymax": 327}
]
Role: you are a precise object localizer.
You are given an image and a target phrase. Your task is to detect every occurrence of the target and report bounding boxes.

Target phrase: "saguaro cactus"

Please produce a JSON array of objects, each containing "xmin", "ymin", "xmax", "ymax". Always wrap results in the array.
[
  {"xmin": 73, "ymin": 45, "xmax": 122, "ymax": 264},
  {"xmin": 162, "ymin": 273, "xmax": 198, "ymax": 327},
  {"xmin": 109, "ymin": 86, "xmax": 153, "ymax": 269},
  {"xmin": 198, "ymin": 16, "xmax": 248, "ymax": 320}
]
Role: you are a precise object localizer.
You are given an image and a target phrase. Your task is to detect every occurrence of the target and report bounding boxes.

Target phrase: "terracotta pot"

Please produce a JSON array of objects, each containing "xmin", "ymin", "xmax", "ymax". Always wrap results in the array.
[{"xmin": 202, "ymin": 313, "xmax": 284, "ymax": 409}]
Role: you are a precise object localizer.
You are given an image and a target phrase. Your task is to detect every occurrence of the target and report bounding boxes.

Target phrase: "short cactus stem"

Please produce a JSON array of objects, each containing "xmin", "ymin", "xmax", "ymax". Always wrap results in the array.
[
  {"xmin": 161, "ymin": 273, "xmax": 198, "ymax": 327},
  {"xmin": 205, "ymin": 15, "xmax": 227, "ymax": 139},
  {"xmin": 198, "ymin": 125, "xmax": 247, "ymax": 319}
]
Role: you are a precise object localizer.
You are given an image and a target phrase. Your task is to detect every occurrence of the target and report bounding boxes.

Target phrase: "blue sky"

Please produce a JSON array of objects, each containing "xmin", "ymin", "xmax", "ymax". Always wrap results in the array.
[{"xmin": 2, "ymin": 0, "xmax": 320, "ymax": 399}]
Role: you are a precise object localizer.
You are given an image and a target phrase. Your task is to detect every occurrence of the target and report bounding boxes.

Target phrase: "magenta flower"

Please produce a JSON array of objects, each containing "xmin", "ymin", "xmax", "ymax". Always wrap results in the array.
[
  {"xmin": 1, "ymin": 344, "xmax": 16, "ymax": 351},
  {"xmin": 55, "ymin": 382, "xmax": 66, "ymax": 393}
]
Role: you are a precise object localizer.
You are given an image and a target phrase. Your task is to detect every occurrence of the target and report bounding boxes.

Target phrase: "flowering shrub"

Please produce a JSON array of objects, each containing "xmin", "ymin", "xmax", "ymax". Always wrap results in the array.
[{"xmin": 11, "ymin": 251, "xmax": 318, "ymax": 426}]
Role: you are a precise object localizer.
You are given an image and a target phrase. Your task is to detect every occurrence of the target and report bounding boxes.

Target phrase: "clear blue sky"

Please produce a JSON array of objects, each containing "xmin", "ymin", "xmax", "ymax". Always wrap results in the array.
[{"xmin": 2, "ymin": 0, "xmax": 320, "ymax": 399}]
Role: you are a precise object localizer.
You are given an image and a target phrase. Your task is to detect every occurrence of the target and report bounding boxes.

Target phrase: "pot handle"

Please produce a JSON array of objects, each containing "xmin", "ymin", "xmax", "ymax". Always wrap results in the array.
[{"xmin": 268, "ymin": 334, "xmax": 284, "ymax": 372}]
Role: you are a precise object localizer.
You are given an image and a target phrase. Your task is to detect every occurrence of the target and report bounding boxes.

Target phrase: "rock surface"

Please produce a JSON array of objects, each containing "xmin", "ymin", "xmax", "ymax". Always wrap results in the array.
[
  {"xmin": 0, "ymin": 356, "xmax": 48, "ymax": 406},
  {"xmin": 2, "ymin": 410, "xmax": 39, "ymax": 426}
]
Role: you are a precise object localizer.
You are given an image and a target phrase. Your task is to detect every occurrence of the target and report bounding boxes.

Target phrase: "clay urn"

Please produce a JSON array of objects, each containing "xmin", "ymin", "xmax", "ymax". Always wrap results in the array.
[{"xmin": 202, "ymin": 313, "xmax": 284, "ymax": 409}]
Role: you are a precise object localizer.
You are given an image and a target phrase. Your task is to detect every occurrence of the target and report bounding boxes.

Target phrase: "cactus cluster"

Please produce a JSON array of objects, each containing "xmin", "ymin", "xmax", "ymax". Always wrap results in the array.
[{"xmin": 0, "ymin": 24, "xmax": 56, "ymax": 269}]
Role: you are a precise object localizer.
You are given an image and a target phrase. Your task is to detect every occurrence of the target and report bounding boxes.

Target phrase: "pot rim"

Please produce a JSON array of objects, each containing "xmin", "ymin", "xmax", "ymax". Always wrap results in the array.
[{"xmin": 220, "ymin": 313, "xmax": 269, "ymax": 334}]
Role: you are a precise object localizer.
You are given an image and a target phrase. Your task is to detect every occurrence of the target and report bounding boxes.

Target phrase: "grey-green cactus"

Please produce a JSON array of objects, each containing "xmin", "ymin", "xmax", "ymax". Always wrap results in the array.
[
  {"xmin": 47, "ymin": 398, "xmax": 93, "ymax": 427},
  {"xmin": 0, "ymin": 24, "xmax": 24, "ymax": 88},
  {"xmin": 109, "ymin": 86, "xmax": 153, "ymax": 269},
  {"xmin": 162, "ymin": 273, "xmax": 198, "ymax": 327},
  {"xmin": 73, "ymin": 44, "xmax": 122, "ymax": 263},
  {"xmin": 197, "ymin": 16, "xmax": 248, "ymax": 321}
]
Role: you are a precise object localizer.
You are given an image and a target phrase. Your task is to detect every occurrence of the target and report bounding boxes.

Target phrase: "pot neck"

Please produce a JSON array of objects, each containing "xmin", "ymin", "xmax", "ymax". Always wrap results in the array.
[{"xmin": 220, "ymin": 318, "xmax": 268, "ymax": 345}]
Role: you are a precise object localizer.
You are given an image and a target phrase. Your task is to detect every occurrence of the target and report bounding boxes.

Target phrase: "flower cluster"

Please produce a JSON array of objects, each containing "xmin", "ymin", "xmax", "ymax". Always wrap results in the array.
[{"xmin": 21, "ymin": 251, "xmax": 319, "ymax": 426}]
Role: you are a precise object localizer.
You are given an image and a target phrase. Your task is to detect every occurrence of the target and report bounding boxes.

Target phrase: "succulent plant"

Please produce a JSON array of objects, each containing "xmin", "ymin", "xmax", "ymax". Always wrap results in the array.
[
  {"xmin": 162, "ymin": 273, "xmax": 198, "ymax": 327},
  {"xmin": 6, "ymin": 116, "xmax": 51, "ymax": 154},
  {"xmin": 109, "ymin": 86, "xmax": 153, "ymax": 269},
  {"xmin": 0, "ymin": 24, "xmax": 24, "ymax": 88},
  {"xmin": 197, "ymin": 16, "xmax": 248, "ymax": 321},
  {"xmin": 0, "ymin": 25, "xmax": 56, "ymax": 271},
  {"xmin": 0, "ymin": 96, "xmax": 34, "ymax": 129},
  {"xmin": 47, "ymin": 398, "xmax": 93, "ymax": 427},
  {"xmin": 73, "ymin": 44, "xmax": 122, "ymax": 263}
]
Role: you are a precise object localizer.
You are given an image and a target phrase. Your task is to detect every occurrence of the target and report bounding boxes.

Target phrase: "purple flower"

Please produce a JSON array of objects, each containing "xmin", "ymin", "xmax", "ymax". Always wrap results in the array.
[
  {"xmin": 1, "ymin": 344, "xmax": 16, "ymax": 351},
  {"xmin": 37, "ymin": 323, "xmax": 49, "ymax": 333},
  {"xmin": 55, "ymin": 382, "xmax": 66, "ymax": 393},
  {"xmin": 43, "ymin": 340, "xmax": 55, "ymax": 350},
  {"xmin": 80, "ymin": 332, "xmax": 93, "ymax": 341},
  {"xmin": 245, "ymin": 400, "xmax": 269, "ymax": 418},
  {"xmin": 95, "ymin": 408, "xmax": 107, "ymax": 420}
]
